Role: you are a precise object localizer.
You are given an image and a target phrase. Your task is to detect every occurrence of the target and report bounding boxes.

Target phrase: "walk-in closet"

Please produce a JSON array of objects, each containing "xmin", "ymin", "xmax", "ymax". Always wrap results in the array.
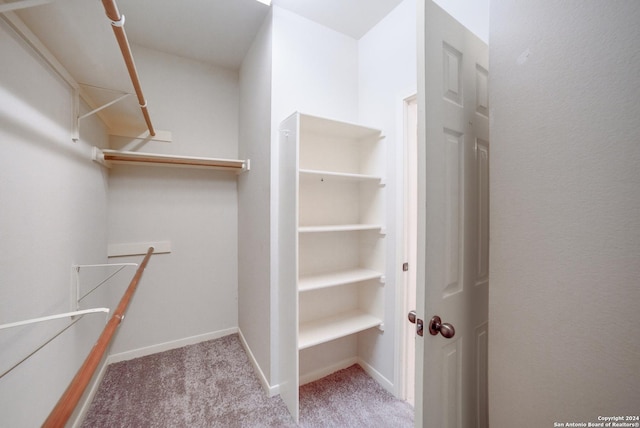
[{"xmin": 0, "ymin": 0, "xmax": 491, "ymax": 426}]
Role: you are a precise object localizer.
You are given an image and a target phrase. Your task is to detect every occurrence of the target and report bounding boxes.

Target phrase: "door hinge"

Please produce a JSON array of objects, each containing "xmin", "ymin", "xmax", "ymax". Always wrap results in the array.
[{"xmin": 402, "ymin": 262, "xmax": 409, "ymax": 272}]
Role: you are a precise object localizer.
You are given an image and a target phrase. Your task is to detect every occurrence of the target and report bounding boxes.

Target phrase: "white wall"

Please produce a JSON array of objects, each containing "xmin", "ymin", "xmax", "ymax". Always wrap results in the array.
[
  {"xmin": 238, "ymin": 11, "xmax": 274, "ymax": 385},
  {"xmin": 489, "ymin": 1, "xmax": 640, "ymax": 425},
  {"xmin": 271, "ymin": 6, "xmax": 359, "ymax": 126},
  {"xmin": 357, "ymin": 0, "xmax": 416, "ymax": 386},
  {"xmin": 433, "ymin": 0, "xmax": 489, "ymax": 43},
  {"xmin": 270, "ymin": 6, "xmax": 360, "ymax": 384},
  {"xmin": 107, "ymin": 46, "xmax": 240, "ymax": 355},
  {"xmin": 238, "ymin": 6, "xmax": 360, "ymax": 389},
  {"xmin": 0, "ymin": 21, "xmax": 109, "ymax": 427}
]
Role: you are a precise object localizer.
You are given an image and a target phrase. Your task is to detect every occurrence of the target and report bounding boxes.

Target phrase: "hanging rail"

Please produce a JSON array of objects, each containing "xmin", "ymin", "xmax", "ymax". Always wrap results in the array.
[
  {"xmin": 100, "ymin": 0, "xmax": 155, "ymax": 136},
  {"xmin": 93, "ymin": 148, "xmax": 250, "ymax": 172},
  {"xmin": 43, "ymin": 246, "xmax": 154, "ymax": 428}
]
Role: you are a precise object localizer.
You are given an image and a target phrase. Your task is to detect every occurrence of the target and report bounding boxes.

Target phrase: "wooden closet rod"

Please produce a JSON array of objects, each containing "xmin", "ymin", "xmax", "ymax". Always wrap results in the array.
[
  {"xmin": 42, "ymin": 247, "xmax": 154, "ymax": 428},
  {"xmin": 100, "ymin": 0, "xmax": 155, "ymax": 136}
]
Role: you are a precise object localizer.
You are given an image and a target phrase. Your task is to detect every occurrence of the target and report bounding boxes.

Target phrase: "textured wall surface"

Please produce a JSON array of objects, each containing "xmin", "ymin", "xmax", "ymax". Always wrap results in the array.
[
  {"xmin": 489, "ymin": 1, "xmax": 640, "ymax": 425},
  {"xmin": 358, "ymin": 0, "xmax": 417, "ymax": 387},
  {"xmin": 107, "ymin": 45, "xmax": 240, "ymax": 355},
  {"xmin": 0, "ymin": 20, "xmax": 109, "ymax": 426}
]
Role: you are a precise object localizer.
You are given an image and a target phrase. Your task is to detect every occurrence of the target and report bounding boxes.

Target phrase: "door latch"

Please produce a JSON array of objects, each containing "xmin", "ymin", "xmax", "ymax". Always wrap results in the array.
[{"xmin": 408, "ymin": 310, "xmax": 423, "ymax": 337}]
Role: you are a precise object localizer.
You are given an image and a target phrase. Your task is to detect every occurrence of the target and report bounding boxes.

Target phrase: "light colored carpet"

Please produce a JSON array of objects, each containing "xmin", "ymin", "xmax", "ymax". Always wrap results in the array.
[
  {"xmin": 82, "ymin": 334, "xmax": 413, "ymax": 427},
  {"xmin": 299, "ymin": 364, "xmax": 413, "ymax": 427}
]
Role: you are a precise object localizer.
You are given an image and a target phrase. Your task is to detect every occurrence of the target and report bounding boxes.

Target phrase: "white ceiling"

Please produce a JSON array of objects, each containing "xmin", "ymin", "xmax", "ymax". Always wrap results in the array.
[
  {"xmin": 117, "ymin": 0, "xmax": 271, "ymax": 70},
  {"xmin": 272, "ymin": 0, "xmax": 404, "ymax": 40},
  {"xmin": 121, "ymin": 0, "xmax": 405, "ymax": 68},
  {"xmin": 16, "ymin": 0, "xmax": 404, "ymax": 71},
  {"xmin": 11, "ymin": 0, "xmax": 403, "ymax": 132}
]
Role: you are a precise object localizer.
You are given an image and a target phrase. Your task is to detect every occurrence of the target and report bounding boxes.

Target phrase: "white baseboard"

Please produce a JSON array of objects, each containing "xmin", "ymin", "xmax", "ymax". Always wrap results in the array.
[
  {"xmin": 238, "ymin": 328, "xmax": 279, "ymax": 397},
  {"xmin": 357, "ymin": 358, "xmax": 395, "ymax": 396},
  {"xmin": 298, "ymin": 356, "xmax": 395, "ymax": 397},
  {"xmin": 299, "ymin": 356, "xmax": 359, "ymax": 386},
  {"xmin": 106, "ymin": 327, "xmax": 238, "ymax": 365}
]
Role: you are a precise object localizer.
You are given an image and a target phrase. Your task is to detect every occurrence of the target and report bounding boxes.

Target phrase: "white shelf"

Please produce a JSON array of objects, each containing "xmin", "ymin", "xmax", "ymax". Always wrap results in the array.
[
  {"xmin": 299, "ymin": 169, "xmax": 384, "ymax": 184},
  {"xmin": 93, "ymin": 148, "xmax": 248, "ymax": 172},
  {"xmin": 299, "ymin": 268, "xmax": 384, "ymax": 293},
  {"xmin": 299, "ymin": 224, "xmax": 383, "ymax": 233},
  {"xmin": 298, "ymin": 310, "xmax": 383, "ymax": 350},
  {"xmin": 300, "ymin": 114, "xmax": 383, "ymax": 140}
]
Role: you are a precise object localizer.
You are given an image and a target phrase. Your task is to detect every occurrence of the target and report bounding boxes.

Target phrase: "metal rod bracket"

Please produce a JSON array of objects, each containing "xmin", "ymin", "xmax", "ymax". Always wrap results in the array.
[{"xmin": 110, "ymin": 14, "xmax": 125, "ymax": 27}]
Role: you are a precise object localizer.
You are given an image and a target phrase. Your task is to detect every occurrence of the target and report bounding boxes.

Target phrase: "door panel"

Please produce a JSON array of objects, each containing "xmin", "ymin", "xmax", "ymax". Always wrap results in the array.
[
  {"xmin": 443, "ymin": 128, "xmax": 463, "ymax": 297},
  {"xmin": 475, "ymin": 140, "xmax": 489, "ymax": 285},
  {"xmin": 475, "ymin": 322, "xmax": 489, "ymax": 428},
  {"xmin": 416, "ymin": 2, "xmax": 489, "ymax": 427},
  {"xmin": 442, "ymin": 340, "xmax": 462, "ymax": 428}
]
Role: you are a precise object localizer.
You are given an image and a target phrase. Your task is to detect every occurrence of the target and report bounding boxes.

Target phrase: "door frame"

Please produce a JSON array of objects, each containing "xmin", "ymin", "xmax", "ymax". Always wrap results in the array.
[{"xmin": 395, "ymin": 92, "xmax": 418, "ymax": 404}]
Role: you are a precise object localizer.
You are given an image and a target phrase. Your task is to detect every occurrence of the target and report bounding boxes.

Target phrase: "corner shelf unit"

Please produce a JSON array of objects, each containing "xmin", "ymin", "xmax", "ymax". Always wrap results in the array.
[{"xmin": 278, "ymin": 112, "xmax": 386, "ymax": 420}]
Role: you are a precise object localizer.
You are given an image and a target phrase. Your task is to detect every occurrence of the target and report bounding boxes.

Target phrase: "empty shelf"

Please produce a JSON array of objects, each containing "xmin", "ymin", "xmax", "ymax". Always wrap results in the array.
[
  {"xmin": 299, "ymin": 224, "xmax": 383, "ymax": 233},
  {"xmin": 298, "ymin": 310, "xmax": 383, "ymax": 350},
  {"xmin": 299, "ymin": 169, "xmax": 383, "ymax": 184},
  {"xmin": 299, "ymin": 268, "xmax": 384, "ymax": 292},
  {"xmin": 300, "ymin": 114, "xmax": 383, "ymax": 140},
  {"xmin": 94, "ymin": 148, "xmax": 248, "ymax": 171}
]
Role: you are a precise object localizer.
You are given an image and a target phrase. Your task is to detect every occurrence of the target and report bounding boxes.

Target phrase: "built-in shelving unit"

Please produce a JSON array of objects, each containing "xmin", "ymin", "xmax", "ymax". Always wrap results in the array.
[
  {"xmin": 278, "ymin": 112, "xmax": 386, "ymax": 420},
  {"xmin": 92, "ymin": 148, "xmax": 249, "ymax": 172}
]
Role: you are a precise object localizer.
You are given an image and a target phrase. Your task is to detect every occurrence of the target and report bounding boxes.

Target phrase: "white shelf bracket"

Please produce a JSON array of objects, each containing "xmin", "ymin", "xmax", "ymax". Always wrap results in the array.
[
  {"xmin": 79, "ymin": 93, "xmax": 131, "ymax": 121},
  {"xmin": 71, "ymin": 262, "xmax": 138, "ymax": 311},
  {"xmin": 0, "ymin": 308, "xmax": 110, "ymax": 331},
  {"xmin": 92, "ymin": 147, "xmax": 111, "ymax": 168},
  {"xmin": 74, "ymin": 92, "xmax": 132, "ymax": 142},
  {"xmin": 72, "ymin": 89, "xmax": 80, "ymax": 142},
  {"xmin": 0, "ymin": 0, "xmax": 55, "ymax": 13}
]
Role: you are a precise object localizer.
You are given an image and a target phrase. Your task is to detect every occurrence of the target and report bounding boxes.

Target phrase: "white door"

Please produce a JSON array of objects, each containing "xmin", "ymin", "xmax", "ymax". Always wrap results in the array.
[{"xmin": 415, "ymin": 2, "xmax": 489, "ymax": 427}]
